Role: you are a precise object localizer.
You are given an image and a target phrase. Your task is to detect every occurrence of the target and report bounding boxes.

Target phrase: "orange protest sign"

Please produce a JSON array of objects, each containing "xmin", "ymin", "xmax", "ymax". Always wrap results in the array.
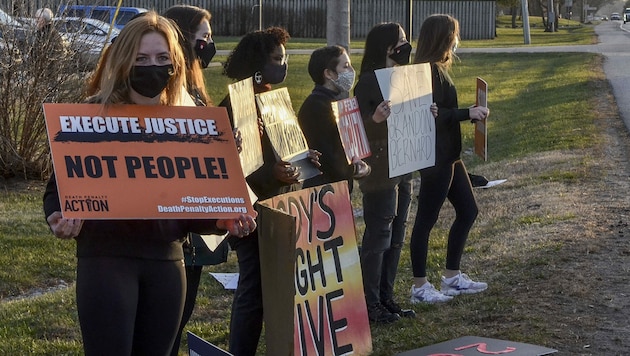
[
  {"xmin": 332, "ymin": 96, "xmax": 371, "ymax": 164},
  {"xmin": 43, "ymin": 103, "xmax": 253, "ymax": 220},
  {"xmin": 259, "ymin": 181, "xmax": 372, "ymax": 355}
]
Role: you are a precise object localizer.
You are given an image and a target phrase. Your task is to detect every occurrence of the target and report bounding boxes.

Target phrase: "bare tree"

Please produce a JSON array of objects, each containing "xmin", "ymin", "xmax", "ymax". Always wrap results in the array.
[{"xmin": 0, "ymin": 7, "xmax": 92, "ymax": 179}]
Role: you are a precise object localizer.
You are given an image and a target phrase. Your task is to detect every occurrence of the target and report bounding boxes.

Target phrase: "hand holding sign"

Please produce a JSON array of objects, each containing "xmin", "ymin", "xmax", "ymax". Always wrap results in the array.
[
  {"xmin": 47, "ymin": 211, "xmax": 84, "ymax": 239},
  {"xmin": 374, "ymin": 63, "xmax": 436, "ymax": 177}
]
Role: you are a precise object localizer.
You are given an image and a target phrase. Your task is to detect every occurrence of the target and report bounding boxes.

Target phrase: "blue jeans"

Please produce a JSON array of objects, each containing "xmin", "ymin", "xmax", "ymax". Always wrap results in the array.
[
  {"xmin": 227, "ymin": 233, "xmax": 263, "ymax": 356},
  {"xmin": 359, "ymin": 174, "xmax": 412, "ymax": 305}
]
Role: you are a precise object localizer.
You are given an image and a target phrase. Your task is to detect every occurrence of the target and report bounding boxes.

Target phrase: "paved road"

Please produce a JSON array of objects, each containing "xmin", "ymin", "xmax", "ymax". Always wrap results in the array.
[
  {"xmin": 459, "ymin": 21, "xmax": 630, "ymax": 130},
  {"xmin": 597, "ymin": 21, "xmax": 630, "ymax": 131}
]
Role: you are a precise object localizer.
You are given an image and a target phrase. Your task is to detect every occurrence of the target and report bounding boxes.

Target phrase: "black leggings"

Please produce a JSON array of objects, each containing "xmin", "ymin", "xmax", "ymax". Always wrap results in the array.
[
  {"xmin": 76, "ymin": 257, "xmax": 185, "ymax": 356},
  {"xmin": 410, "ymin": 160, "xmax": 478, "ymax": 277},
  {"xmin": 170, "ymin": 265, "xmax": 203, "ymax": 356}
]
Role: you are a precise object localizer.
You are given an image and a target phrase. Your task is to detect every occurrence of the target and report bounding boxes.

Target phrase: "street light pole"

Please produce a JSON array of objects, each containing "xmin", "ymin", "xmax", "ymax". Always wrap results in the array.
[
  {"xmin": 522, "ymin": 0, "xmax": 531, "ymax": 44},
  {"xmin": 406, "ymin": 0, "xmax": 413, "ymax": 43},
  {"xmin": 259, "ymin": 0, "xmax": 262, "ymax": 31}
]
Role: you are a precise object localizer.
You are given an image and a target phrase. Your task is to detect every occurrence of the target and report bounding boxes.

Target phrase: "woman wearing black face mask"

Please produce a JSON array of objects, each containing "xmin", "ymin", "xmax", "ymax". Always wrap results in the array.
[
  {"xmin": 163, "ymin": 5, "xmax": 216, "ymax": 106},
  {"xmin": 220, "ymin": 27, "xmax": 320, "ymax": 356},
  {"xmin": 353, "ymin": 22, "xmax": 419, "ymax": 324},
  {"xmin": 161, "ymin": 6, "xmax": 226, "ymax": 355},
  {"xmin": 44, "ymin": 12, "xmax": 257, "ymax": 355}
]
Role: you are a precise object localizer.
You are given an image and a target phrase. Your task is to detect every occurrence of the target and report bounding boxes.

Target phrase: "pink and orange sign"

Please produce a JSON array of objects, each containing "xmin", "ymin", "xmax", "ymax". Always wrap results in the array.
[
  {"xmin": 43, "ymin": 103, "xmax": 253, "ymax": 219},
  {"xmin": 332, "ymin": 97, "xmax": 371, "ymax": 164},
  {"xmin": 261, "ymin": 181, "xmax": 372, "ymax": 355}
]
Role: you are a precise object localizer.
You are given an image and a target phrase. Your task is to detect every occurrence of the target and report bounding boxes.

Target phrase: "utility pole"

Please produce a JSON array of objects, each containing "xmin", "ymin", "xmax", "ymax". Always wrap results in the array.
[
  {"xmin": 547, "ymin": 0, "xmax": 555, "ymax": 31},
  {"xmin": 258, "ymin": 0, "xmax": 262, "ymax": 30},
  {"xmin": 522, "ymin": 0, "xmax": 531, "ymax": 44},
  {"xmin": 406, "ymin": 0, "xmax": 413, "ymax": 42},
  {"xmin": 252, "ymin": 0, "xmax": 262, "ymax": 30}
]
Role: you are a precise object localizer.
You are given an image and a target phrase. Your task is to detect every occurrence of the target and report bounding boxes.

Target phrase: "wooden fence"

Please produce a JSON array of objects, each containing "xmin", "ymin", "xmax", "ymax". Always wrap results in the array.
[{"xmin": 1, "ymin": 0, "xmax": 496, "ymax": 39}]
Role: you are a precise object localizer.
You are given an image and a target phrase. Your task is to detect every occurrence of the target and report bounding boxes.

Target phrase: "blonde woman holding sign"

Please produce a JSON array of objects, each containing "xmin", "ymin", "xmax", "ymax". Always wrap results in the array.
[
  {"xmin": 409, "ymin": 14, "xmax": 489, "ymax": 304},
  {"xmin": 43, "ymin": 12, "xmax": 257, "ymax": 355}
]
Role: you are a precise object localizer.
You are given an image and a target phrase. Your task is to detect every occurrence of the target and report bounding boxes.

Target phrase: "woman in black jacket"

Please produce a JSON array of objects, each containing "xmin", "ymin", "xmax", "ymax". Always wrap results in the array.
[
  {"xmin": 43, "ymin": 13, "xmax": 256, "ymax": 355},
  {"xmin": 353, "ymin": 22, "xmax": 417, "ymax": 324},
  {"xmin": 409, "ymin": 14, "xmax": 489, "ymax": 304},
  {"xmin": 298, "ymin": 45, "xmax": 369, "ymax": 191},
  {"xmin": 219, "ymin": 26, "xmax": 320, "ymax": 356}
]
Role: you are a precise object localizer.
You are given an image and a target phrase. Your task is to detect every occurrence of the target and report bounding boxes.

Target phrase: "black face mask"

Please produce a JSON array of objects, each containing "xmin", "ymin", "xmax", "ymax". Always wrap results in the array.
[
  {"xmin": 389, "ymin": 42, "xmax": 412, "ymax": 65},
  {"xmin": 261, "ymin": 62, "xmax": 288, "ymax": 84},
  {"xmin": 129, "ymin": 65, "xmax": 173, "ymax": 98},
  {"xmin": 194, "ymin": 39, "xmax": 216, "ymax": 68}
]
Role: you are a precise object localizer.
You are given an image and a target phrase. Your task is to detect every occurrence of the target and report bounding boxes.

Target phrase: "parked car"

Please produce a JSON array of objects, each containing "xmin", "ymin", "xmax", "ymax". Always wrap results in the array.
[
  {"xmin": 0, "ymin": 8, "xmax": 22, "ymax": 27},
  {"xmin": 57, "ymin": 5, "xmax": 147, "ymax": 30},
  {"xmin": 624, "ymin": 8, "xmax": 630, "ymax": 23},
  {"xmin": 0, "ymin": 8, "xmax": 28, "ymax": 52},
  {"xmin": 611, "ymin": 12, "xmax": 621, "ymax": 20},
  {"xmin": 53, "ymin": 17, "xmax": 119, "ymax": 69}
]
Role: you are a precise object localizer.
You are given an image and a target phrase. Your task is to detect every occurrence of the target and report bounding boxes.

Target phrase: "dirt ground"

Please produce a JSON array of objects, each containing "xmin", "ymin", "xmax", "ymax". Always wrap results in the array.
[
  {"xmin": 541, "ymin": 82, "xmax": 630, "ymax": 355},
  {"xmin": 469, "ymin": 81, "xmax": 630, "ymax": 354},
  {"xmin": 3, "ymin": 66, "xmax": 630, "ymax": 356}
]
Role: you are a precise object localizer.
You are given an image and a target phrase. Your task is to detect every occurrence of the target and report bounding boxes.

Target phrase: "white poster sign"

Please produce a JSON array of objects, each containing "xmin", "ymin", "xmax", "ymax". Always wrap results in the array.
[
  {"xmin": 375, "ymin": 63, "xmax": 435, "ymax": 177},
  {"xmin": 228, "ymin": 77, "xmax": 264, "ymax": 176}
]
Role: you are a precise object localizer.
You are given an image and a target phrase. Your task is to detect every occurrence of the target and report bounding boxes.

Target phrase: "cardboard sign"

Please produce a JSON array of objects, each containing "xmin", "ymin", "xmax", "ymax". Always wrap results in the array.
[
  {"xmin": 396, "ymin": 335, "xmax": 557, "ymax": 356},
  {"xmin": 331, "ymin": 96, "xmax": 371, "ymax": 164},
  {"xmin": 43, "ymin": 103, "xmax": 254, "ymax": 219},
  {"xmin": 255, "ymin": 87, "xmax": 320, "ymax": 182},
  {"xmin": 474, "ymin": 77, "xmax": 488, "ymax": 161},
  {"xmin": 257, "ymin": 204, "xmax": 298, "ymax": 356},
  {"xmin": 259, "ymin": 181, "xmax": 372, "ymax": 356},
  {"xmin": 375, "ymin": 63, "xmax": 435, "ymax": 177},
  {"xmin": 228, "ymin": 77, "xmax": 264, "ymax": 176},
  {"xmin": 187, "ymin": 331, "xmax": 233, "ymax": 356}
]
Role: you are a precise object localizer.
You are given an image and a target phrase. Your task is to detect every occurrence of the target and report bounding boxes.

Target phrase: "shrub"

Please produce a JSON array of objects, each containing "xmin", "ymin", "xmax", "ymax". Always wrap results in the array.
[{"xmin": 0, "ymin": 15, "xmax": 90, "ymax": 179}]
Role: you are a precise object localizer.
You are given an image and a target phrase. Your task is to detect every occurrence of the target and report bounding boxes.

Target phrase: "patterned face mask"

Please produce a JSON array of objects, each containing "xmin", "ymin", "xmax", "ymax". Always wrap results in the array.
[{"xmin": 332, "ymin": 69, "xmax": 356, "ymax": 93}]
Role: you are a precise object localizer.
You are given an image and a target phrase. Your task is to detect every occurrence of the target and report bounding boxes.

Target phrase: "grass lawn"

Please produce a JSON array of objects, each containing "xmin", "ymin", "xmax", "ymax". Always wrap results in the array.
[{"xmin": 0, "ymin": 20, "xmax": 608, "ymax": 355}]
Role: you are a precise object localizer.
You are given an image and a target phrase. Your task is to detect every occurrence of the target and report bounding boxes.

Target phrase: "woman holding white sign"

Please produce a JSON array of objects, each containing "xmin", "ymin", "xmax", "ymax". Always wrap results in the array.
[
  {"xmin": 408, "ymin": 14, "xmax": 489, "ymax": 304},
  {"xmin": 220, "ymin": 26, "xmax": 320, "ymax": 356},
  {"xmin": 353, "ymin": 22, "xmax": 418, "ymax": 324},
  {"xmin": 43, "ymin": 13, "xmax": 257, "ymax": 355}
]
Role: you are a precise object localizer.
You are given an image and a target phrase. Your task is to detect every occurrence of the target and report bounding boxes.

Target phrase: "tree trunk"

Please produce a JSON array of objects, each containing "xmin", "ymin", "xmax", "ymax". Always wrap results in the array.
[
  {"xmin": 511, "ymin": 6, "xmax": 518, "ymax": 28},
  {"xmin": 326, "ymin": 0, "xmax": 350, "ymax": 50}
]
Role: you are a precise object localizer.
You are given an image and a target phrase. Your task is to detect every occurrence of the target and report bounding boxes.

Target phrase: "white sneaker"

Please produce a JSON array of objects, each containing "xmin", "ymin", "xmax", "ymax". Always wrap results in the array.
[
  {"xmin": 441, "ymin": 273, "xmax": 488, "ymax": 296},
  {"xmin": 410, "ymin": 283, "xmax": 453, "ymax": 304}
]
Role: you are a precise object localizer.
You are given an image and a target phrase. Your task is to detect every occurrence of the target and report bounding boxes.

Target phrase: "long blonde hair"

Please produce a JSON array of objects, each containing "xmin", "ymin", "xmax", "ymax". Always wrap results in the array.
[{"xmin": 88, "ymin": 11, "xmax": 186, "ymax": 105}]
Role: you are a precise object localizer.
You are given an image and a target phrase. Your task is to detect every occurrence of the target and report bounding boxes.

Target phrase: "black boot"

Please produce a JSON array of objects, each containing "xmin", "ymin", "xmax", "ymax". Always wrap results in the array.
[
  {"xmin": 367, "ymin": 302, "xmax": 401, "ymax": 324},
  {"xmin": 381, "ymin": 298, "xmax": 416, "ymax": 318}
]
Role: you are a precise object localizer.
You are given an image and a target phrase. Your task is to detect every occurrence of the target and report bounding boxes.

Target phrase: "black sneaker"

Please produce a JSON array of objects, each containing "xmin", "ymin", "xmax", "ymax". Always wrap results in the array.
[
  {"xmin": 367, "ymin": 302, "xmax": 400, "ymax": 324},
  {"xmin": 381, "ymin": 298, "xmax": 416, "ymax": 318}
]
